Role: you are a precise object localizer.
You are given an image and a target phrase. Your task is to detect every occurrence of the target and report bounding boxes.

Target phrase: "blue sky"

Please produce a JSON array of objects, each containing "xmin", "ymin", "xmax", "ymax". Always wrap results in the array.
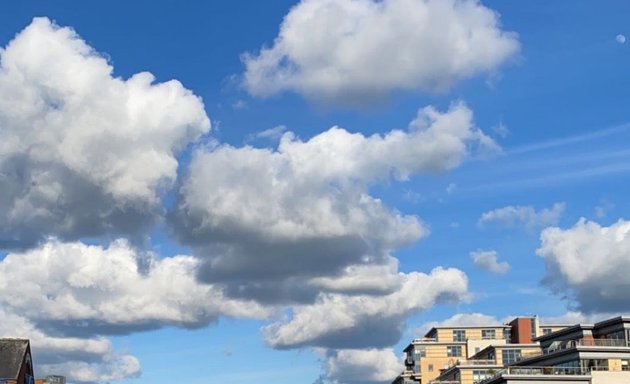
[{"xmin": 1, "ymin": 1, "xmax": 630, "ymax": 383}]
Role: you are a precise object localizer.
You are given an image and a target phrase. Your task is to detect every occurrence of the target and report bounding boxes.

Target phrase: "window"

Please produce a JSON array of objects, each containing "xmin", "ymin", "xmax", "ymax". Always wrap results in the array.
[
  {"xmin": 503, "ymin": 328, "xmax": 511, "ymax": 343},
  {"xmin": 447, "ymin": 346, "xmax": 462, "ymax": 357},
  {"xmin": 414, "ymin": 347, "xmax": 426, "ymax": 359},
  {"xmin": 453, "ymin": 329, "xmax": 466, "ymax": 342},
  {"xmin": 428, "ymin": 364, "xmax": 434, "ymax": 372},
  {"xmin": 482, "ymin": 329, "xmax": 496, "ymax": 339},
  {"xmin": 585, "ymin": 359, "xmax": 608, "ymax": 371},
  {"xmin": 555, "ymin": 360, "xmax": 579, "ymax": 369},
  {"xmin": 473, "ymin": 370, "xmax": 492, "ymax": 383},
  {"xmin": 606, "ymin": 330, "xmax": 625, "ymax": 340},
  {"xmin": 502, "ymin": 349, "xmax": 522, "ymax": 365},
  {"xmin": 542, "ymin": 328, "xmax": 552, "ymax": 335}
]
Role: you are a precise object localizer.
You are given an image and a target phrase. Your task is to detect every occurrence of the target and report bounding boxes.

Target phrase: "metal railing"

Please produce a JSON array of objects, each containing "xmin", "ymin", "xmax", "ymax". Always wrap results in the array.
[
  {"xmin": 476, "ymin": 366, "xmax": 597, "ymax": 384},
  {"xmin": 453, "ymin": 359, "xmax": 497, "ymax": 366},
  {"xmin": 412, "ymin": 337, "xmax": 438, "ymax": 342},
  {"xmin": 576, "ymin": 338, "xmax": 628, "ymax": 347},
  {"xmin": 543, "ymin": 338, "xmax": 629, "ymax": 355}
]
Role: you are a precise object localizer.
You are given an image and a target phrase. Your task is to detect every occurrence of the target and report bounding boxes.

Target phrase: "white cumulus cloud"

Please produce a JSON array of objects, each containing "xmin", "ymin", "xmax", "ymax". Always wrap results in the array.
[
  {"xmin": 172, "ymin": 102, "xmax": 494, "ymax": 304},
  {"xmin": 537, "ymin": 218, "xmax": 630, "ymax": 313},
  {"xmin": 0, "ymin": 239, "xmax": 270, "ymax": 334},
  {"xmin": 261, "ymin": 267, "xmax": 469, "ymax": 349},
  {"xmin": 323, "ymin": 348, "xmax": 404, "ymax": 384},
  {"xmin": 0, "ymin": 239, "xmax": 273, "ymax": 382},
  {"xmin": 471, "ymin": 249, "xmax": 510, "ymax": 274},
  {"xmin": 478, "ymin": 202, "xmax": 565, "ymax": 231},
  {"xmin": 242, "ymin": 0, "xmax": 519, "ymax": 104},
  {"xmin": 0, "ymin": 17, "xmax": 210, "ymax": 248},
  {"xmin": 0, "ymin": 307, "xmax": 140, "ymax": 383}
]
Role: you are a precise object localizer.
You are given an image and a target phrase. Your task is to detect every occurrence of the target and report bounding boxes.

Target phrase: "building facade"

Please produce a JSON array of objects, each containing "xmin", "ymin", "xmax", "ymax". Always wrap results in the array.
[{"xmin": 401, "ymin": 316, "xmax": 630, "ymax": 384}]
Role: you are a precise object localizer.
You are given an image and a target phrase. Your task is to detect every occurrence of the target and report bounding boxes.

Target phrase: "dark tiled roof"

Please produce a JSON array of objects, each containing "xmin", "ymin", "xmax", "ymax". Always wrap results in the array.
[{"xmin": 0, "ymin": 339, "xmax": 29, "ymax": 379}]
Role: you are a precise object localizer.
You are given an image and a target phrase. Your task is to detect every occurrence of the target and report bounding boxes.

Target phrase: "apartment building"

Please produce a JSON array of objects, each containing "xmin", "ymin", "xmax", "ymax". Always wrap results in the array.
[
  {"xmin": 424, "ymin": 316, "xmax": 630, "ymax": 384},
  {"xmin": 392, "ymin": 316, "xmax": 569, "ymax": 384},
  {"xmin": 433, "ymin": 344, "xmax": 540, "ymax": 384}
]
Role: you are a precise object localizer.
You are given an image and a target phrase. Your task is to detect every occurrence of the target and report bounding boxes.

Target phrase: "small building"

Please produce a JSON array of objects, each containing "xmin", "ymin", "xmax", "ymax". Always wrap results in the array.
[
  {"xmin": 35, "ymin": 376, "xmax": 66, "ymax": 384},
  {"xmin": 0, "ymin": 339, "xmax": 34, "ymax": 384}
]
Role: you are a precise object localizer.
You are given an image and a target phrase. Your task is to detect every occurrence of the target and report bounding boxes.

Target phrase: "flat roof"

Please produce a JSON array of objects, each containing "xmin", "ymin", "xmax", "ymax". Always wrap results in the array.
[
  {"xmin": 534, "ymin": 324, "xmax": 594, "ymax": 342},
  {"xmin": 424, "ymin": 324, "xmax": 509, "ymax": 337}
]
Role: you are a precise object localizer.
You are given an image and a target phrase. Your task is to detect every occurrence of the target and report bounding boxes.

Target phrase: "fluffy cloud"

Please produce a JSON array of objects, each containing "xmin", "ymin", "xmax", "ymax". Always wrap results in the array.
[
  {"xmin": 242, "ymin": 0, "xmax": 519, "ymax": 103},
  {"xmin": 172, "ymin": 102, "xmax": 494, "ymax": 304},
  {"xmin": 540, "ymin": 311, "xmax": 613, "ymax": 326},
  {"xmin": 308, "ymin": 258, "xmax": 403, "ymax": 295},
  {"xmin": 537, "ymin": 218, "xmax": 630, "ymax": 313},
  {"xmin": 322, "ymin": 348, "xmax": 404, "ymax": 384},
  {"xmin": 0, "ymin": 239, "xmax": 270, "ymax": 336},
  {"xmin": 477, "ymin": 202, "xmax": 565, "ymax": 231},
  {"xmin": 0, "ymin": 239, "xmax": 274, "ymax": 381},
  {"xmin": 0, "ymin": 307, "xmax": 140, "ymax": 383},
  {"xmin": 417, "ymin": 313, "xmax": 502, "ymax": 336},
  {"xmin": 262, "ymin": 267, "xmax": 469, "ymax": 349},
  {"xmin": 471, "ymin": 250, "xmax": 509, "ymax": 274},
  {"xmin": 0, "ymin": 18, "xmax": 210, "ymax": 248}
]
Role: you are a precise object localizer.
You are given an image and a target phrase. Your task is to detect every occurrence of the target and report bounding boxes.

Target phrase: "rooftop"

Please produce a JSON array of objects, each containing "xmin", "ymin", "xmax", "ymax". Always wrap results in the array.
[{"xmin": 0, "ymin": 339, "xmax": 29, "ymax": 380}]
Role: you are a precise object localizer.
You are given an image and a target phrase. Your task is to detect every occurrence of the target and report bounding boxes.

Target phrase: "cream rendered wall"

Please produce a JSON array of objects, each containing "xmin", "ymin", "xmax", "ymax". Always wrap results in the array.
[
  {"xmin": 437, "ymin": 329, "xmax": 454, "ymax": 341},
  {"xmin": 591, "ymin": 370, "xmax": 630, "ymax": 383},
  {"xmin": 420, "ymin": 357, "xmax": 453, "ymax": 382},
  {"xmin": 467, "ymin": 339, "xmax": 506, "ymax": 358},
  {"xmin": 436, "ymin": 327, "xmax": 507, "ymax": 342}
]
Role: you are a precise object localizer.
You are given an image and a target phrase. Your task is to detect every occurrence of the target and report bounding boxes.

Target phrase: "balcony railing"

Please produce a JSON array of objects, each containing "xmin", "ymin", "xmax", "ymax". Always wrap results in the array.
[
  {"xmin": 412, "ymin": 337, "xmax": 438, "ymax": 343},
  {"xmin": 576, "ymin": 338, "xmax": 629, "ymax": 347},
  {"xmin": 476, "ymin": 365, "xmax": 604, "ymax": 384},
  {"xmin": 452, "ymin": 359, "xmax": 497, "ymax": 366},
  {"xmin": 543, "ymin": 338, "xmax": 629, "ymax": 355}
]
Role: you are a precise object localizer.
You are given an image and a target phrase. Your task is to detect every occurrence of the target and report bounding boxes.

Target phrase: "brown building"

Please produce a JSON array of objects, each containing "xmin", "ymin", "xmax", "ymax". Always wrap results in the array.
[{"xmin": 0, "ymin": 339, "xmax": 34, "ymax": 384}]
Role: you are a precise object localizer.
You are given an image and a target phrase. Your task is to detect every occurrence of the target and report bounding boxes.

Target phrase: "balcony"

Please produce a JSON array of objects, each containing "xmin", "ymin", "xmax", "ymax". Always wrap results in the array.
[
  {"xmin": 450, "ymin": 359, "xmax": 497, "ymax": 367},
  {"xmin": 412, "ymin": 337, "xmax": 438, "ymax": 343},
  {"xmin": 476, "ymin": 366, "xmax": 591, "ymax": 384},
  {"xmin": 544, "ymin": 338, "xmax": 629, "ymax": 355}
]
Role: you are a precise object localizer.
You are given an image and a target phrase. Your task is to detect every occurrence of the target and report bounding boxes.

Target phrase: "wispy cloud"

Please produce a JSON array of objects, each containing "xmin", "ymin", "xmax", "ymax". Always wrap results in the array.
[
  {"xmin": 478, "ymin": 203, "xmax": 565, "ymax": 231},
  {"xmin": 245, "ymin": 125, "xmax": 288, "ymax": 143},
  {"xmin": 507, "ymin": 123, "xmax": 630, "ymax": 156},
  {"xmin": 455, "ymin": 122, "xmax": 630, "ymax": 195}
]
